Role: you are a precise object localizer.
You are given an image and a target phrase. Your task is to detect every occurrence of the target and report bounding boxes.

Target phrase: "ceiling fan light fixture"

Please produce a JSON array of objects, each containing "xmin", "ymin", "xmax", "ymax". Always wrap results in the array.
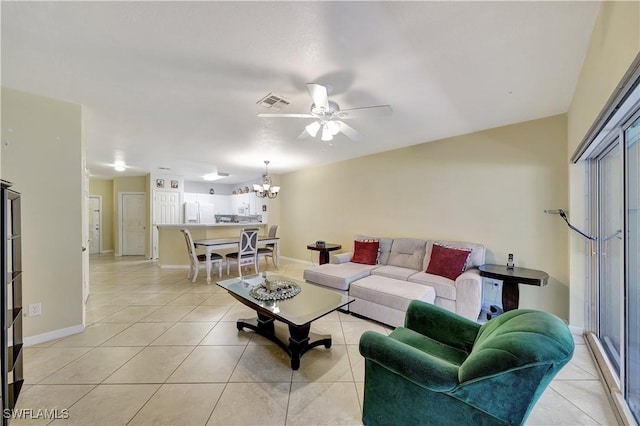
[
  {"xmin": 327, "ymin": 121, "xmax": 340, "ymax": 136},
  {"xmin": 305, "ymin": 121, "xmax": 321, "ymax": 137},
  {"xmin": 321, "ymin": 125, "xmax": 333, "ymax": 142}
]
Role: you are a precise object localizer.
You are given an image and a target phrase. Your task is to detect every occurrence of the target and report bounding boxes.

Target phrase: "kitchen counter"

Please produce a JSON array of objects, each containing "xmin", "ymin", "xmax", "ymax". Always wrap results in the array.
[
  {"xmin": 155, "ymin": 223, "xmax": 265, "ymax": 228},
  {"xmin": 155, "ymin": 222, "xmax": 267, "ymax": 267}
]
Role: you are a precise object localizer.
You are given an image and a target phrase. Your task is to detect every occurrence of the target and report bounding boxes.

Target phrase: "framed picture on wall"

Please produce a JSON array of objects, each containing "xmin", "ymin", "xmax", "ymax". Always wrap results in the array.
[
  {"xmin": 156, "ymin": 179, "xmax": 164, "ymax": 188},
  {"xmin": 171, "ymin": 180, "xmax": 179, "ymax": 189}
]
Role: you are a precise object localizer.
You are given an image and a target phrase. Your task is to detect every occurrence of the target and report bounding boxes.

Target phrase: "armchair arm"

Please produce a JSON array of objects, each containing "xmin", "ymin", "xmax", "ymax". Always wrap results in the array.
[
  {"xmin": 359, "ymin": 331, "xmax": 459, "ymax": 392},
  {"xmin": 405, "ymin": 300, "xmax": 480, "ymax": 353},
  {"xmin": 454, "ymin": 269, "xmax": 483, "ymax": 321},
  {"xmin": 330, "ymin": 252, "xmax": 353, "ymax": 264}
]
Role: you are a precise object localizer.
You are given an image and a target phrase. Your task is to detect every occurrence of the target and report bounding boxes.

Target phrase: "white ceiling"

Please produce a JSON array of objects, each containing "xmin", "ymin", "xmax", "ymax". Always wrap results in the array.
[{"xmin": 1, "ymin": 1, "xmax": 600, "ymax": 184}]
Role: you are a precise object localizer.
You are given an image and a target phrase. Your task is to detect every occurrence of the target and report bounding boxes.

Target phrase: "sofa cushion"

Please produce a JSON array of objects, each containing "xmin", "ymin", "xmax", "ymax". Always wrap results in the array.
[
  {"xmin": 387, "ymin": 238, "xmax": 427, "ymax": 270},
  {"xmin": 426, "ymin": 243, "xmax": 472, "ymax": 280},
  {"xmin": 424, "ymin": 240, "xmax": 486, "ymax": 271},
  {"xmin": 350, "ymin": 275, "xmax": 436, "ymax": 312},
  {"xmin": 303, "ymin": 262, "xmax": 378, "ymax": 291},
  {"xmin": 372, "ymin": 265, "xmax": 418, "ymax": 281},
  {"xmin": 355, "ymin": 235, "xmax": 394, "ymax": 264},
  {"xmin": 352, "ymin": 240, "xmax": 379, "ymax": 265},
  {"xmin": 409, "ymin": 271, "xmax": 456, "ymax": 300}
]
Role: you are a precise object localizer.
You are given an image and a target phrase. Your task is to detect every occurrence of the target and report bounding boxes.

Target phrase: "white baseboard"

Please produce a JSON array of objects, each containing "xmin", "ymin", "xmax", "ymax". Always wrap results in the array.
[
  {"xmin": 159, "ymin": 264, "xmax": 190, "ymax": 269},
  {"xmin": 100, "ymin": 250, "xmax": 114, "ymax": 254},
  {"xmin": 279, "ymin": 256, "xmax": 313, "ymax": 266},
  {"xmin": 24, "ymin": 324, "xmax": 85, "ymax": 347}
]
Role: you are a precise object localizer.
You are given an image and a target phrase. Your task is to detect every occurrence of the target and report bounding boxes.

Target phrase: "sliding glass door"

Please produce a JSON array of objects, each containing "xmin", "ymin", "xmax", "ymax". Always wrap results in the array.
[
  {"xmin": 625, "ymin": 115, "xmax": 639, "ymax": 417},
  {"xmin": 597, "ymin": 141, "xmax": 623, "ymax": 371}
]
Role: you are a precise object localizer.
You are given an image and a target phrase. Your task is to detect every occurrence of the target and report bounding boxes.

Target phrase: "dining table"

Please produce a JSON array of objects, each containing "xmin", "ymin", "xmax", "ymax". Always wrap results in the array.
[{"xmin": 193, "ymin": 235, "xmax": 280, "ymax": 283}]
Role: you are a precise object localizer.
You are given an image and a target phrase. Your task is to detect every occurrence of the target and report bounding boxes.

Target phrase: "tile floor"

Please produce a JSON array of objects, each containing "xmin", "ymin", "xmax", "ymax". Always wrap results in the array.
[{"xmin": 15, "ymin": 254, "xmax": 620, "ymax": 425}]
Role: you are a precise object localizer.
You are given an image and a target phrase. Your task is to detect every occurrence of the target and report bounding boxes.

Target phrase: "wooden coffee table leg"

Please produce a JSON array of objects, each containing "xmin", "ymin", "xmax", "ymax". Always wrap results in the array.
[
  {"xmin": 501, "ymin": 281, "xmax": 520, "ymax": 311},
  {"xmin": 288, "ymin": 323, "xmax": 332, "ymax": 370}
]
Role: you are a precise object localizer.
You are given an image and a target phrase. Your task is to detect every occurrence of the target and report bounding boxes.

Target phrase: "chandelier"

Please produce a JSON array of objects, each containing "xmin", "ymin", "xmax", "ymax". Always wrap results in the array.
[{"xmin": 253, "ymin": 160, "xmax": 280, "ymax": 199}]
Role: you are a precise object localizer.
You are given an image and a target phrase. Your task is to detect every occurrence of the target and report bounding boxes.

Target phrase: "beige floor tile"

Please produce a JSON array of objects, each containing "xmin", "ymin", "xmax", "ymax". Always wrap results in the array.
[
  {"xmin": 568, "ymin": 345, "xmax": 600, "ymax": 377},
  {"xmin": 186, "ymin": 284, "xmax": 221, "ymax": 294},
  {"xmin": 200, "ymin": 321, "xmax": 253, "ymax": 346},
  {"xmin": 12, "ymin": 384, "xmax": 95, "ymax": 426},
  {"xmin": 140, "ymin": 305, "xmax": 196, "ymax": 322},
  {"xmin": 85, "ymin": 305, "xmax": 126, "ymax": 324},
  {"xmin": 220, "ymin": 304, "xmax": 259, "ymax": 322},
  {"xmin": 287, "ymin": 382, "xmax": 362, "ymax": 426},
  {"xmin": 182, "ymin": 305, "xmax": 232, "ymax": 322},
  {"xmin": 554, "ymin": 359, "xmax": 599, "ymax": 381},
  {"xmin": 129, "ymin": 383, "xmax": 224, "ymax": 425},
  {"xmin": 51, "ymin": 322, "xmax": 132, "ymax": 347},
  {"xmin": 101, "ymin": 322, "xmax": 173, "ymax": 346},
  {"xmin": 167, "ymin": 346, "xmax": 245, "ymax": 383},
  {"xmin": 310, "ymin": 321, "xmax": 345, "ymax": 345},
  {"xmin": 340, "ymin": 321, "xmax": 388, "ymax": 345},
  {"xmin": 104, "ymin": 346, "xmax": 193, "ymax": 384},
  {"xmin": 293, "ymin": 345, "xmax": 354, "ymax": 382},
  {"xmin": 207, "ymin": 382, "xmax": 290, "ymax": 425},
  {"xmin": 202, "ymin": 292, "xmax": 237, "ymax": 305},
  {"xmin": 99, "ymin": 305, "xmax": 161, "ymax": 322},
  {"xmin": 124, "ymin": 292, "xmax": 182, "ymax": 305},
  {"xmin": 315, "ymin": 311, "xmax": 341, "ymax": 322},
  {"xmin": 230, "ymin": 345, "xmax": 293, "ymax": 383},
  {"xmin": 526, "ymin": 386, "xmax": 600, "ymax": 425},
  {"xmin": 346, "ymin": 345, "xmax": 365, "ymax": 382},
  {"xmin": 23, "ymin": 347, "xmax": 92, "ymax": 384},
  {"xmin": 130, "ymin": 284, "xmax": 191, "ymax": 294},
  {"xmin": 355, "ymin": 382, "xmax": 364, "ymax": 411},
  {"xmin": 549, "ymin": 380, "xmax": 619, "ymax": 425},
  {"xmin": 49, "ymin": 384, "xmax": 159, "ymax": 425},
  {"xmin": 150, "ymin": 322, "xmax": 215, "ymax": 345},
  {"xmin": 168, "ymin": 292, "xmax": 212, "ymax": 305},
  {"xmin": 41, "ymin": 347, "xmax": 143, "ymax": 384}
]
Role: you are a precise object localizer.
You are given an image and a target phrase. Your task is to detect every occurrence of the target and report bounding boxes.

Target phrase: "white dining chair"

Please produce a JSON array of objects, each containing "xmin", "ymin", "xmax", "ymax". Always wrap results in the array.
[
  {"xmin": 258, "ymin": 224, "xmax": 279, "ymax": 268},
  {"xmin": 226, "ymin": 228, "xmax": 259, "ymax": 276},
  {"xmin": 181, "ymin": 229, "xmax": 223, "ymax": 282}
]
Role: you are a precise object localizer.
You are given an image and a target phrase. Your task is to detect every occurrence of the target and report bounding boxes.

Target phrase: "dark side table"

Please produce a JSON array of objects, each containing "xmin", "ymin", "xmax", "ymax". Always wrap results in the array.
[
  {"xmin": 478, "ymin": 264, "xmax": 549, "ymax": 314},
  {"xmin": 307, "ymin": 243, "xmax": 342, "ymax": 265}
]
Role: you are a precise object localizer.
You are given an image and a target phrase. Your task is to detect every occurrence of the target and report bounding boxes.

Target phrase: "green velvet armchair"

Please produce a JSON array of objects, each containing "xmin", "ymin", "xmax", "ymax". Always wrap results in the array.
[{"xmin": 359, "ymin": 300, "xmax": 575, "ymax": 426}]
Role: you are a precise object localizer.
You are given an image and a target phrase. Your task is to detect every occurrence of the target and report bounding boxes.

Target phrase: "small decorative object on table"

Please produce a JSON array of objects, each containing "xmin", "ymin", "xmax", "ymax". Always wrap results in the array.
[
  {"xmin": 507, "ymin": 253, "xmax": 515, "ymax": 270},
  {"xmin": 249, "ymin": 272, "xmax": 301, "ymax": 301}
]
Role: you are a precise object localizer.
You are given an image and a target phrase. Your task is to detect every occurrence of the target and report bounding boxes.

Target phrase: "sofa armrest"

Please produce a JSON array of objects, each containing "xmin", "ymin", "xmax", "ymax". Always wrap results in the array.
[
  {"xmin": 330, "ymin": 252, "xmax": 353, "ymax": 264},
  {"xmin": 359, "ymin": 331, "xmax": 459, "ymax": 392},
  {"xmin": 405, "ymin": 300, "xmax": 480, "ymax": 353},
  {"xmin": 454, "ymin": 269, "xmax": 483, "ymax": 321}
]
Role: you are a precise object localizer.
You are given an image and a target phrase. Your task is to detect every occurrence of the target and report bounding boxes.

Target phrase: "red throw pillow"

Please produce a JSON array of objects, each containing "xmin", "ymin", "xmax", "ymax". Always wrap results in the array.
[
  {"xmin": 426, "ymin": 243, "xmax": 472, "ymax": 280},
  {"xmin": 351, "ymin": 240, "xmax": 379, "ymax": 265}
]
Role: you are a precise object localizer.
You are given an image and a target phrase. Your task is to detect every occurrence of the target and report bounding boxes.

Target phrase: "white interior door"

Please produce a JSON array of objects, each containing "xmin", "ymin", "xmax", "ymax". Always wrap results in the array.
[
  {"xmin": 152, "ymin": 190, "xmax": 181, "ymax": 259},
  {"xmin": 122, "ymin": 193, "xmax": 146, "ymax": 255},
  {"xmin": 88, "ymin": 196, "xmax": 101, "ymax": 254}
]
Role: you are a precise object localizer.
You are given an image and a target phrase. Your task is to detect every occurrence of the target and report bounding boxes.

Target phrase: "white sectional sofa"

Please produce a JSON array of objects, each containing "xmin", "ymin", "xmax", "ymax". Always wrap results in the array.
[{"xmin": 303, "ymin": 235, "xmax": 485, "ymax": 327}]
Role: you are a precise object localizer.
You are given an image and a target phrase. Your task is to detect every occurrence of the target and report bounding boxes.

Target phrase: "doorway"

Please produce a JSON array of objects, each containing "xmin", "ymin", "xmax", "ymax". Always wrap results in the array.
[
  {"xmin": 121, "ymin": 193, "xmax": 146, "ymax": 256},
  {"xmin": 88, "ymin": 196, "xmax": 101, "ymax": 254},
  {"xmin": 151, "ymin": 190, "xmax": 182, "ymax": 259}
]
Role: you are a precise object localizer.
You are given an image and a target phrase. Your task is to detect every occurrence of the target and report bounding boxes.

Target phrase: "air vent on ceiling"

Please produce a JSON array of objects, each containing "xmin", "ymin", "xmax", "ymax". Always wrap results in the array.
[
  {"xmin": 217, "ymin": 172, "xmax": 230, "ymax": 177},
  {"xmin": 256, "ymin": 93, "xmax": 290, "ymax": 110}
]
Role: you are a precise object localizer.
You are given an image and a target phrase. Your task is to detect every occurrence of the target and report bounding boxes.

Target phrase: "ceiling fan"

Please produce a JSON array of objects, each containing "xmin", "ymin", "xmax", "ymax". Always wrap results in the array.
[{"xmin": 258, "ymin": 83, "xmax": 392, "ymax": 142}]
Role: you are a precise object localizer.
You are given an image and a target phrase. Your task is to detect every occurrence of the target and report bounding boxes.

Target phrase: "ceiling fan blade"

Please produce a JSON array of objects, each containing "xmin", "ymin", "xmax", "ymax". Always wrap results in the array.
[
  {"xmin": 258, "ymin": 113, "xmax": 314, "ymax": 118},
  {"xmin": 338, "ymin": 121, "xmax": 363, "ymax": 141},
  {"xmin": 337, "ymin": 105, "xmax": 393, "ymax": 119},
  {"xmin": 307, "ymin": 83, "xmax": 329, "ymax": 111}
]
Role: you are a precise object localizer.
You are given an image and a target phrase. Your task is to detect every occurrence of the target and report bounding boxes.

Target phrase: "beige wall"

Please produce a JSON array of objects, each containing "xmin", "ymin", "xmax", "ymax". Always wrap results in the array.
[
  {"xmin": 567, "ymin": 1, "xmax": 640, "ymax": 328},
  {"xmin": 89, "ymin": 178, "xmax": 114, "ymax": 252},
  {"xmin": 1, "ymin": 87, "xmax": 84, "ymax": 337},
  {"xmin": 113, "ymin": 176, "xmax": 148, "ymax": 256},
  {"xmin": 281, "ymin": 114, "xmax": 570, "ymax": 319}
]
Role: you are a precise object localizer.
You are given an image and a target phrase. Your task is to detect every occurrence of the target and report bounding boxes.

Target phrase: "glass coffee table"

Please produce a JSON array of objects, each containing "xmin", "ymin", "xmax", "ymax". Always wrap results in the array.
[{"xmin": 217, "ymin": 273, "xmax": 354, "ymax": 370}]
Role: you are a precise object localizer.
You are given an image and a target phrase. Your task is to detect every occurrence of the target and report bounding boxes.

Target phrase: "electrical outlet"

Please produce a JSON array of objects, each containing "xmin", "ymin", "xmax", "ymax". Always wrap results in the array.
[{"xmin": 28, "ymin": 303, "xmax": 41, "ymax": 317}]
